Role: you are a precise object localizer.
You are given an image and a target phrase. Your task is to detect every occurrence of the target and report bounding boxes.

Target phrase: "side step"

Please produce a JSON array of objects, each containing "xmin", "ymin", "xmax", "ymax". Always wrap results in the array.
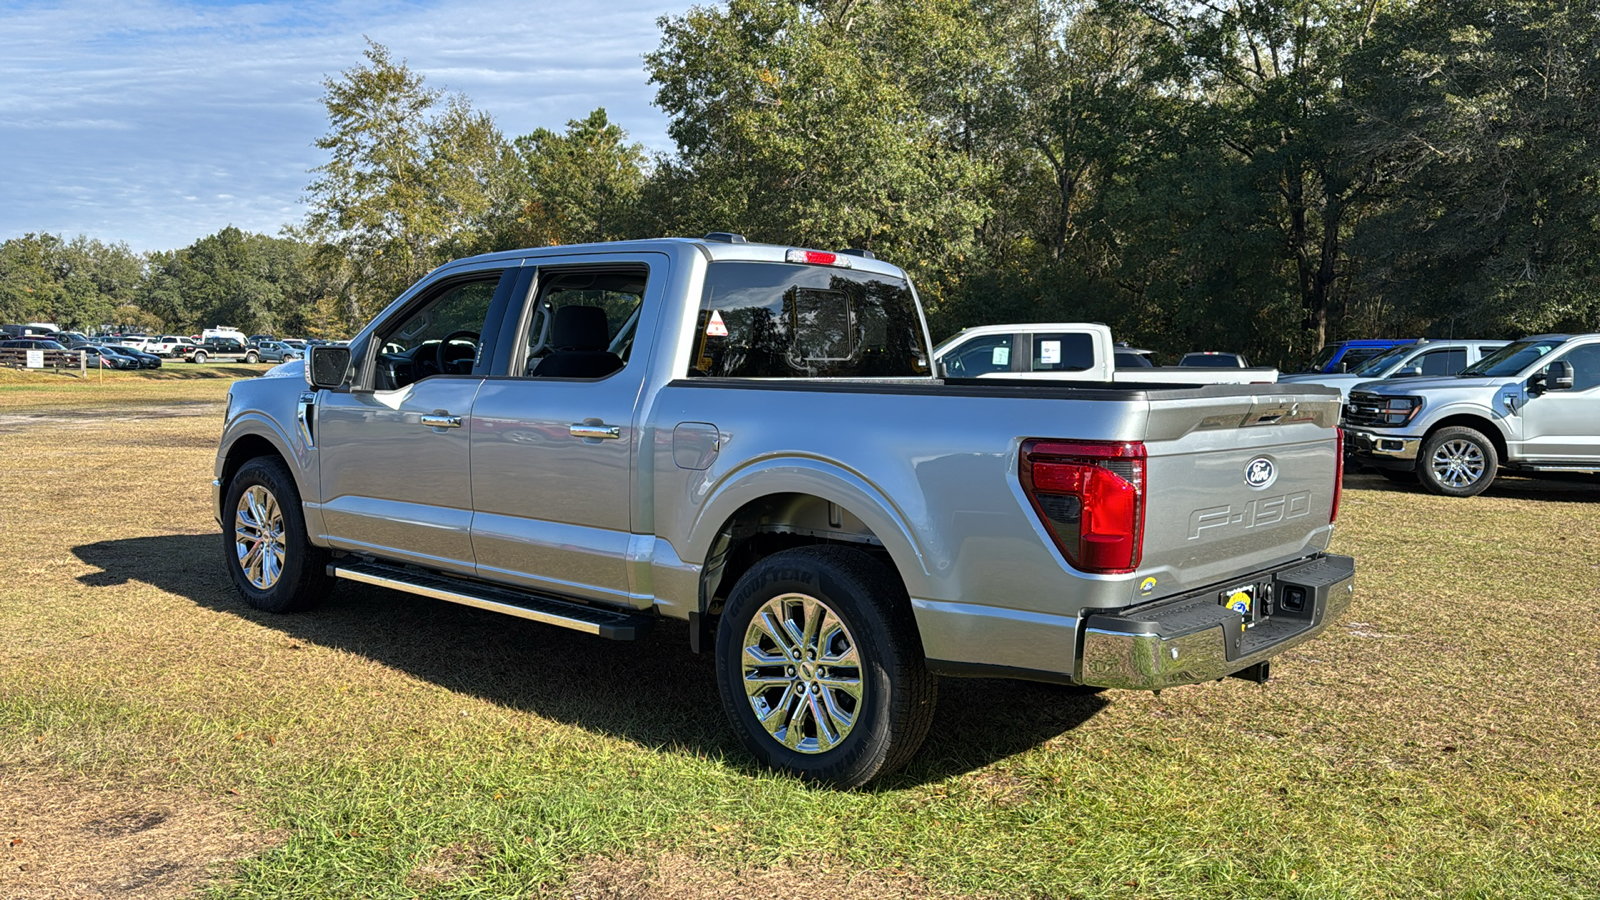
[{"xmin": 328, "ymin": 559, "xmax": 655, "ymax": 640}]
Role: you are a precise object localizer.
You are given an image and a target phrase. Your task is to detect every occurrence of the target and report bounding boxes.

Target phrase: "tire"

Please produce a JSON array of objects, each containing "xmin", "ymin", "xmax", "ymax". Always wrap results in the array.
[
  {"xmin": 192, "ymin": 351, "xmax": 207, "ymax": 364},
  {"xmin": 221, "ymin": 456, "xmax": 330, "ymax": 613},
  {"xmin": 715, "ymin": 545, "xmax": 937, "ymax": 788},
  {"xmin": 1418, "ymin": 426, "xmax": 1498, "ymax": 497},
  {"xmin": 1379, "ymin": 468, "xmax": 1417, "ymax": 485},
  {"xmin": 245, "ymin": 351, "xmax": 259, "ymax": 363}
]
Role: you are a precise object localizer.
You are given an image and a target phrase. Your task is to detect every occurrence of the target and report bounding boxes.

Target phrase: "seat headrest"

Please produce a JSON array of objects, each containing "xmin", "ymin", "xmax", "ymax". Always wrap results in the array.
[{"xmin": 551, "ymin": 305, "xmax": 609, "ymax": 352}]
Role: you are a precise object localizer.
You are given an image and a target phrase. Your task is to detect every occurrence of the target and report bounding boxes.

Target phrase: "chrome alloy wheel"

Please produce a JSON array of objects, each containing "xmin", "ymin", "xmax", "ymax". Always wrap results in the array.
[
  {"xmin": 741, "ymin": 593, "xmax": 865, "ymax": 754},
  {"xmin": 1429, "ymin": 439, "xmax": 1486, "ymax": 488},
  {"xmin": 234, "ymin": 485, "xmax": 286, "ymax": 590}
]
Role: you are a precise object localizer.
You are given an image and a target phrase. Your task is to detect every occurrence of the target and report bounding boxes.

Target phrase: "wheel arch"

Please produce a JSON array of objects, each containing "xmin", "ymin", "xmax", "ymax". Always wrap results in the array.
[
  {"xmin": 1422, "ymin": 414, "xmax": 1507, "ymax": 463},
  {"xmin": 217, "ymin": 423, "xmax": 307, "ymax": 522}
]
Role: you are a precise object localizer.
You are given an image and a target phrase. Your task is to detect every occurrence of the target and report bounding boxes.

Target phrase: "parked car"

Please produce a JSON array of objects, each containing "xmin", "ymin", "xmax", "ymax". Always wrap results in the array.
[
  {"xmin": 215, "ymin": 235, "xmax": 1354, "ymax": 787},
  {"xmin": 1280, "ymin": 340, "xmax": 1506, "ymax": 403},
  {"xmin": 935, "ymin": 324, "xmax": 1277, "ymax": 383},
  {"xmin": 1300, "ymin": 339, "xmax": 1418, "ymax": 375},
  {"xmin": 97, "ymin": 344, "xmax": 160, "ymax": 369},
  {"xmin": 0, "ymin": 338, "xmax": 69, "ymax": 351},
  {"xmin": 67, "ymin": 344, "xmax": 138, "ymax": 369},
  {"xmin": 185, "ymin": 337, "xmax": 261, "ymax": 364},
  {"xmin": 1179, "ymin": 351, "xmax": 1251, "ymax": 368},
  {"xmin": 254, "ymin": 340, "xmax": 304, "ymax": 363},
  {"xmin": 1346, "ymin": 333, "xmax": 1600, "ymax": 496}
]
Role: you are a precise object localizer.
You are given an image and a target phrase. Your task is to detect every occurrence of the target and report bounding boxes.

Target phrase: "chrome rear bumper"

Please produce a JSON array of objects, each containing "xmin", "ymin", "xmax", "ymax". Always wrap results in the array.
[{"xmin": 1077, "ymin": 555, "xmax": 1355, "ymax": 691}]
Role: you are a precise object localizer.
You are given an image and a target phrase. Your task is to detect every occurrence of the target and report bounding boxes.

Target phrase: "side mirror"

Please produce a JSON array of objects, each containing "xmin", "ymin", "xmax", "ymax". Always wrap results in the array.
[
  {"xmin": 1335, "ymin": 361, "xmax": 1349, "ymax": 373},
  {"xmin": 1396, "ymin": 365, "xmax": 1423, "ymax": 377},
  {"xmin": 306, "ymin": 344, "xmax": 351, "ymax": 390},
  {"xmin": 1549, "ymin": 360, "xmax": 1575, "ymax": 391}
]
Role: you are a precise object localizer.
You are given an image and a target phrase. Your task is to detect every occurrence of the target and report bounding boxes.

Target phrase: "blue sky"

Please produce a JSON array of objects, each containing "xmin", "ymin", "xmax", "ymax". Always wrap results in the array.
[{"xmin": 0, "ymin": 0, "xmax": 686, "ymax": 252}]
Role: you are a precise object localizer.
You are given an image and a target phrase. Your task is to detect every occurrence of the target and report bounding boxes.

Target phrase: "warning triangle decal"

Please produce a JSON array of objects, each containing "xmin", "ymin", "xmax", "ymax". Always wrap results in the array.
[{"xmin": 706, "ymin": 310, "xmax": 729, "ymax": 337}]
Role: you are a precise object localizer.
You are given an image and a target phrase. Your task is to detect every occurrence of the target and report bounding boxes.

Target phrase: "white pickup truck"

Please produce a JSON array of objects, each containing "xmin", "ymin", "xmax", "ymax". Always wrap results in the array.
[{"xmin": 934, "ymin": 323, "xmax": 1279, "ymax": 384}]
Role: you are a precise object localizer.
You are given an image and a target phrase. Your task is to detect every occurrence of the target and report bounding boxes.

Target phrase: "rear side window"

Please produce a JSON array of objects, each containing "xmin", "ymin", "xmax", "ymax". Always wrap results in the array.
[
  {"xmin": 688, "ymin": 262, "xmax": 928, "ymax": 378},
  {"xmin": 1030, "ymin": 333, "xmax": 1095, "ymax": 372},
  {"xmin": 1418, "ymin": 348, "xmax": 1466, "ymax": 375}
]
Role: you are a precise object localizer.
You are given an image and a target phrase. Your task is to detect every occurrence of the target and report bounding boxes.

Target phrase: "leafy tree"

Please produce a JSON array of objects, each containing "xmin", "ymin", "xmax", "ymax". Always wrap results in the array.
[
  {"xmin": 141, "ymin": 227, "xmax": 326, "ymax": 335},
  {"xmin": 0, "ymin": 233, "xmax": 143, "ymax": 330},
  {"xmin": 303, "ymin": 40, "xmax": 514, "ymax": 328},
  {"xmin": 493, "ymin": 109, "xmax": 649, "ymax": 248}
]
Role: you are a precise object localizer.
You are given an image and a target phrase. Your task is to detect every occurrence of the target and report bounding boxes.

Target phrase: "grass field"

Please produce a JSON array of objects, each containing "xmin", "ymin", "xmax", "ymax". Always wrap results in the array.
[{"xmin": 2, "ymin": 373, "xmax": 1598, "ymax": 898}]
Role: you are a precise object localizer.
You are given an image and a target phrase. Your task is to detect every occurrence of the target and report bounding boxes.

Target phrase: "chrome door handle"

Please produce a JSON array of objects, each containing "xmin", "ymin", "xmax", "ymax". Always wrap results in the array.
[
  {"xmin": 570, "ymin": 423, "xmax": 621, "ymax": 440},
  {"xmin": 420, "ymin": 414, "xmax": 462, "ymax": 429}
]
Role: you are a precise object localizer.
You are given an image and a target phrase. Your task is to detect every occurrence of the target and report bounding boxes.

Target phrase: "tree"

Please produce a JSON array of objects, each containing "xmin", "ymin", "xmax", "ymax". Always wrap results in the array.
[
  {"xmin": 496, "ymin": 109, "xmax": 649, "ymax": 248},
  {"xmin": 303, "ymin": 40, "xmax": 514, "ymax": 328},
  {"xmin": 141, "ymin": 227, "xmax": 326, "ymax": 335},
  {"xmin": 0, "ymin": 233, "xmax": 143, "ymax": 330}
]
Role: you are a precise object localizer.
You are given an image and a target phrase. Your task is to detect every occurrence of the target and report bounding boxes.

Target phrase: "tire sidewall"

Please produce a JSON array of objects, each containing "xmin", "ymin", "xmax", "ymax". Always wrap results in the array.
[
  {"xmin": 1420, "ymin": 427, "xmax": 1498, "ymax": 497},
  {"xmin": 222, "ymin": 458, "xmax": 316, "ymax": 612},
  {"xmin": 715, "ymin": 550, "xmax": 900, "ymax": 785},
  {"xmin": 193, "ymin": 351, "xmax": 207, "ymax": 364}
]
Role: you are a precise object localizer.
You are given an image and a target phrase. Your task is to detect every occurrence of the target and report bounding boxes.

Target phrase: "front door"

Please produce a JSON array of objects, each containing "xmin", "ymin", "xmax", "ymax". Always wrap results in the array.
[
  {"xmin": 1519, "ymin": 343, "xmax": 1600, "ymax": 463},
  {"xmin": 469, "ymin": 258, "xmax": 662, "ymax": 607},
  {"xmin": 316, "ymin": 271, "xmax": 508, "ymax": 574}
]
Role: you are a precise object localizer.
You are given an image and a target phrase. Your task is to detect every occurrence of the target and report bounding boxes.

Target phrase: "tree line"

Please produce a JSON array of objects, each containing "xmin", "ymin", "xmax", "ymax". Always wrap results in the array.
[{"xmin": 3, "ymin": 0, "xmax": 1597, "ymax": 366}]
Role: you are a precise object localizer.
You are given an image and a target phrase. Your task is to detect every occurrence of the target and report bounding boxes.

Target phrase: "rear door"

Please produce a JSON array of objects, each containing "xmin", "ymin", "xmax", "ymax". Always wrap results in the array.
[
  {"xmin": 467, "ymin": 254, "xmax": 664, "ymax": 608},
  {"xmin": 1136, "ymin": 391, "xmax": 1342, "ymax": 595}
]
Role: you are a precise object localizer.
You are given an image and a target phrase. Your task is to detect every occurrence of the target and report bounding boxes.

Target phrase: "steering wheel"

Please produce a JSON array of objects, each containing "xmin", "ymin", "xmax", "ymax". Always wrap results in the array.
[{"xmin": 435, "ymin": 330, "xmax": 480, "ymax": 375}]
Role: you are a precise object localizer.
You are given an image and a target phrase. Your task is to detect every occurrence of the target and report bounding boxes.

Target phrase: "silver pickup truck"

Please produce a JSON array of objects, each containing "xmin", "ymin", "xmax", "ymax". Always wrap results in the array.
[
  {"xmin": 1347, "ymin": 333, "xmax": 1600, "ymax": 496},
  {"xmin": 214, "ymin": 236, "xmax": 1355, "ymax": 786}
]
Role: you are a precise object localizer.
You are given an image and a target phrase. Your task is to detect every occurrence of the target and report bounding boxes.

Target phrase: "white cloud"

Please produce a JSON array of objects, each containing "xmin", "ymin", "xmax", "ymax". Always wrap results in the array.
[{"xmin": 0, "ymin": 0, "xmax": 686, "ymax": 252}]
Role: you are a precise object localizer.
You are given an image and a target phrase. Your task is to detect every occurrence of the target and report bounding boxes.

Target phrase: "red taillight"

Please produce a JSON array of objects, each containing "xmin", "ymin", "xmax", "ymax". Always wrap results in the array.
[
  {"xmin": 1021, "ymin": 439, "xmax": 1147, "ymax": 574},
  {"xmin": 784, "ymin": 248, "xmax": 850, "ymax": 268},
  {"xmin": 1331, "ymin": 428, "xmax": 1344, "ymax": 523}
]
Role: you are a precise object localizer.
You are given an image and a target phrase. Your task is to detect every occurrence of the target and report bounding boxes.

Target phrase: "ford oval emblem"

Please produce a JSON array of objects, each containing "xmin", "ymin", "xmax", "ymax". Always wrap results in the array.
[{"xmin": 1245, "ymin": 457, "xmax": 1276, "ymax": 489}]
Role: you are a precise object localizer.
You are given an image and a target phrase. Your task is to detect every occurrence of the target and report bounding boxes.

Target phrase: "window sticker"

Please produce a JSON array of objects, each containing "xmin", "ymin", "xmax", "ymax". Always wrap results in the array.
[
  {"xmin": 706, "ymin": 309, "xmax": 729, "ymax": 337},
  {"xmin": 1040, "ymin": 340, "xmax": 1061, "ymax": 365},
  {"xmin": 991, "ymin": 346, "xmax": 1010, "ymax": 366}
]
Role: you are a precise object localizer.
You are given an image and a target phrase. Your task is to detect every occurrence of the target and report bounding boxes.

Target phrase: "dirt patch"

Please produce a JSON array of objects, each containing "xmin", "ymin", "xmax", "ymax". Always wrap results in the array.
[
  {"xmin": 558, "ymin": 851, "xmax": 958, "ymax": 900},
  {"xmin": 406, "ymin": 838, "xmax": 496, "ymax": 891},
  {"xmin": 0, "ymin": 769, "xmax": 279, "ymax": 899}
]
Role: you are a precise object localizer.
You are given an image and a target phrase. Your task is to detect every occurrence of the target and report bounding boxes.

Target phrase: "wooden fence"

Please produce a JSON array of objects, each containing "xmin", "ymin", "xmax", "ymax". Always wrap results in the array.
[{"xmin": 0, "ymin": 348, "xmax": 89, "ymax": 377}]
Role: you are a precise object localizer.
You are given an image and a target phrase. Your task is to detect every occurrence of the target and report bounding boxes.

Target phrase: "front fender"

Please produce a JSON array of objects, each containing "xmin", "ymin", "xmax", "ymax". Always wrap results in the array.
[
  {"xmin": 686, "ymin": 454, "xmax": 934, "ymax": 597},
  {"xmin": 214, "ymin": 401, "xmax": 322, "ymax": 540}
]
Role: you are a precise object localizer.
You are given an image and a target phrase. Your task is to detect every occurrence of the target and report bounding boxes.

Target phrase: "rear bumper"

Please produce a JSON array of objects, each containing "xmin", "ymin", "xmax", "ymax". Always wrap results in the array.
[
  {"xmin": 1077, "ymin": 554, "xmax": 1354, "ymax": 690},
  {"xmin": 1347, "ymin": 428, "xmax": 1421, "ymax": 463}
]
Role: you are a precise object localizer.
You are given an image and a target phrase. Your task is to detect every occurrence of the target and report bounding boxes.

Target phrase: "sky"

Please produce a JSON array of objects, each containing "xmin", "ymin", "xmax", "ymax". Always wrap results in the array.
[{"xmin": 0, "ymin": 0, "xmax": 687, "ymax": 253}]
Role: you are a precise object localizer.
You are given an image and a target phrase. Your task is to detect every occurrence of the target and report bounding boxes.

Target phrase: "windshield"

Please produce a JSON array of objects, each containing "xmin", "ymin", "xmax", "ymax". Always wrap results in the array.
[
  {"xmin": 1303, "ymin": 345, "xmax": 1340, "ymax": 372},
  {"xmin": 1459, "ymin": 338, "xmax": 1566, "ymax": 377},
  {"xmin": 1350, "ymin": 344, "xmax": 1414, "ymax": 377}
]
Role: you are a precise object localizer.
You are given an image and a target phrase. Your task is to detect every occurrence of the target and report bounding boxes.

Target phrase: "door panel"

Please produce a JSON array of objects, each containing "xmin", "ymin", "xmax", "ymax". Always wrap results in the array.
[
  {"xmin": 469, "ymin": 258, "xmax": 663, "ymax": 607},
  {"xmin": 318, "ymin": 377, "xmax": 485, "ymax": 572},
  {"xmin": 1520, "ymin": 344, "xmax": 1600, "ymax": 462}
]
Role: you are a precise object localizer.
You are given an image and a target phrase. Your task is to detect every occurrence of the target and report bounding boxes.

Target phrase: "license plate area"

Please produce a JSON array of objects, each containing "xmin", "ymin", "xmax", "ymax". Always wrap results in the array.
[{"xmin": 1220, "ymin": 582, "xmax": 1270, "ymax": 629}]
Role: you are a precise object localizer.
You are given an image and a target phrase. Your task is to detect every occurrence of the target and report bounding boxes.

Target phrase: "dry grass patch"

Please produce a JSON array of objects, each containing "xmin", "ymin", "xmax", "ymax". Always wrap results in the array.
[{"xmin": 0, "ymin": 766, "xmax": 279, "ymax": 899}]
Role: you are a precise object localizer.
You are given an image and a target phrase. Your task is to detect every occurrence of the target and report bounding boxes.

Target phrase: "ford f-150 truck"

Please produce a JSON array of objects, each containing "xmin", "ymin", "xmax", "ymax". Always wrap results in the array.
[
  {"xmin": 214, "ymin": 236, "xmax": 1355, "ymax": 787},
  {"xmin": 1347, "ymin": 333, "xmax": 1600, "ymax": 496},
  {"xmin": 934, "ymin": 323, "xmax": 1279, "ymax": 384}
]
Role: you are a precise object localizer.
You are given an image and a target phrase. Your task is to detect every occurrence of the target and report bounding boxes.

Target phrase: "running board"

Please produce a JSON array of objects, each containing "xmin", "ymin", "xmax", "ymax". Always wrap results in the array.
[{"xmin": 328, "ymin": 559, "xmax": 655, "ymax": 640}]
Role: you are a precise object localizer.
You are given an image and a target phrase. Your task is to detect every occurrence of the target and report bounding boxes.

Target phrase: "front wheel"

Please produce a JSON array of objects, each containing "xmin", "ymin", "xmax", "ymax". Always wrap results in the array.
[
  {"xmin": 1419, "ymin": 426, "xmax": 1498, "ymax": 497},
  {"xmin": 245, "ymin": 350, "xmax": 259, "ymax": 363},
  {"xmin": 222, "ymin": 456, "xmax": 330, "ymax": 612},
  {"xmin": 715, "ymin": 546, "xmax": 937, "ymax": 788}
]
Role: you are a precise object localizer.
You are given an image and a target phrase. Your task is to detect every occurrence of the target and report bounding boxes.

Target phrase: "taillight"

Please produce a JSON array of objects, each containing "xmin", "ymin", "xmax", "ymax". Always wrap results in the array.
[
  {"xmin": 1020, "ymin": 439, "xmax": 1147, "ymax": 574},
  {"xmin": 1331, "ymin": 428, "xmax": 1344, "ymax": 523},
  {"xmin": 784, "ymin": 248, "xmax": 851, "ymax": 268}
]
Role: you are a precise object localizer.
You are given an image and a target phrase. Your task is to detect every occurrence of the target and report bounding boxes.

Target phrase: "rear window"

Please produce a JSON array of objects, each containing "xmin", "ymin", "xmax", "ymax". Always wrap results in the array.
[{"xmin": 687, "ymin": 262, "xmax": 928, "ymax": 378}]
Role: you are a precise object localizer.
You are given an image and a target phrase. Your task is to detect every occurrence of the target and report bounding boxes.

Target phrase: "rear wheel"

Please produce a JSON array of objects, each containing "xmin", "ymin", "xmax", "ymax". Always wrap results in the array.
[
  {"xmin": 245, "ymin": 350, "xmax": 259, "ymax": 363},
  {"xmin": 1419, "ymin": 426, "xmax": 1498, "ymax": 497},
  {"xmin": 715, "ymin": 546, "xmax": 937, "ymax": 788},
  {"xmin": 222, "ymin": 456, "xmax": 330, "ymax": 612},
  {"xmin": 192, "ymin": 350, "xmax": 208, "ymax": 364}
]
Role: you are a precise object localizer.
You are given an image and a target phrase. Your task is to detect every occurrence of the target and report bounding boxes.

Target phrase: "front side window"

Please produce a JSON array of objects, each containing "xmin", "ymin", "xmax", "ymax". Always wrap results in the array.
[
  {"xmin": 1549, "ymin": 344, "xmax": 1600, "ymax": 391},
  {"xmin": 372, "ymin": 276, "xmax": 500, "ymax": 390},
  {"xmin": 688, "ymin": 262, "xmax": 927, "ymax": 378},
  {"xmin": 939, "ymin": 333, "xmax": 1013, "ymax": 377}
]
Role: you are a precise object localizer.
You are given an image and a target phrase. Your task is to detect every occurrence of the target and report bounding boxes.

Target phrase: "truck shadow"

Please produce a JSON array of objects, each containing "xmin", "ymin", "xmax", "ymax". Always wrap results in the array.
[
  {"xmin": 72, "ymin": 534, "xmax": 1106, "ymax": 788},
  {"xmin": 1344, "ymin": 470, "xmax": 1600, "ymax": 502}
]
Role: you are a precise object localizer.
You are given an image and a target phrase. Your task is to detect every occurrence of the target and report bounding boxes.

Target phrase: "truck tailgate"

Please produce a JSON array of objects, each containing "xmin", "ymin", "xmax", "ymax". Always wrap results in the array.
[{"xmin": 1137, "ymin": 390, "xmax": 1341, "ymax": 597}]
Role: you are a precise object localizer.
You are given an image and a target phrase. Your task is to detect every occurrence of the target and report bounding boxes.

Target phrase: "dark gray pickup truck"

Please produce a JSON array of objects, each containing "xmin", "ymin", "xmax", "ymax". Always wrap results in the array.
[{"xmin": 214, "ymin": 236, "xmax": 1355, "ymax": 786}]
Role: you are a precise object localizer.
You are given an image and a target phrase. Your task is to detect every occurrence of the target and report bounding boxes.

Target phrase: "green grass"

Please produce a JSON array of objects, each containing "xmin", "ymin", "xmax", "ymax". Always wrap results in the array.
[{"xmin": 2, "ymin": 378, "xmax": 1598, "ymax": 898}]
